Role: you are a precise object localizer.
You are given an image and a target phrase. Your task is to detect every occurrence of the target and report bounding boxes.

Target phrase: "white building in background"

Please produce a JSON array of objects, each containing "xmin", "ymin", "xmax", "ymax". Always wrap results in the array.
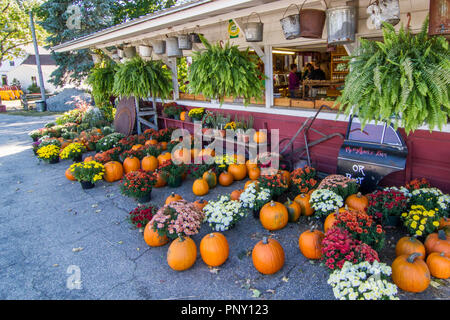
[{"xmin": 0, "ymin": 45, "xmax": 57, "ymax": 93}]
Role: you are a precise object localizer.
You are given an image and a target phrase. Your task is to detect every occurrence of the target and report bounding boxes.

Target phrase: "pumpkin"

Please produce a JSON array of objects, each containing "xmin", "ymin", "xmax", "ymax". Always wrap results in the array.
[
  {"xmin": 246, "ymin": 159, "xmax": 258, "ymax": 171},
  {"xmin": 230, "ymin": 189, "xmax": 244, "ymax": 201},
  {"xmin": 167, "ymin": 236, "xmax": 197, "ymax": 271},
  {"xmin": 191, "ymin": 148, "xmax": 201, "ymax": 160},
  {"xmin": 192, "ymin": 178, "xmax": 210, "ymax": 196},
  {"xmin": 145, "ymin": 139, "xmax": 158, "ymax": 147},
  {"xmin": 198, "ymin": 148, "xmax": 215, "ymax": 158},
  {"xmin": 141, "ymin": 155, "xmax": 158, "ymax": 172},
  {"xmin": 279, "ymin": 170, "xmax": 291, "ymax": 185},
  {"xmin": 252, "ymin": 237, "xmax": 285, "ymax": 275},
  {"xmin": 391, "ymin": 253, "xmax": 430, "ymax": 293},
  {"xmin": 284, "ymin": 198, "xmax": 301, "ymax": 222},
  {"xmin": 180, "ymin": 111, "xmax": 187, "ymax": 121},
  {"xmin": 345, "ymin": 192, "xmax": 369, "ymax": 212},
  {"xmin": 165, "ymin": 192, "xmax": 183, "ymax": 205},
  {"xmin": 123, "ymin": 156, "xmax": 141, "ymax": 174},
  {"xmin": 131, "ymin": 144, "xmax": 143, "ymax": 151},
  {"xmin": 154, "ymin": 171, "xmax": 168, "ymax": 188},
  {"xmin": 172, "ymin": 148, "xmax": 191, "ymax": 164},
  {"xmin": 395, "ymin": 236, "xmax": 426, "ymax": 259},
  {"xmin": 193, "ymin": 198, "xmax": 208, "ymax": 211},
  {"xmin": 84, "ymin": 156, "xmax": 94, "ymax": 162},
  {"xmin": 253, "ymin": 131, "xmax": 267, "ymax": 144},
  {"xmin": 218, "ymin": 171, "xmax": 234, "ymax": 186},
  {"xmin": 228, "ymin": 164, "xmax": 247, "ymax": 181},
  {"xmin": 248, "ymin": 166, "xmax": 261, "ymax": 180},
  {"xmin": 298, "ymin": 229, "xmax": 324, "ymax": 260},
  {"xmin": 157, "ymin": 152, "xmax": 172, "ymax": 166},
  {"xmin": 439, "ymin": 217, "xmax": 450, "ymax": 229},
  {"xmin": 259, "ymin": 201, "xmax": 288, "ymax": 231},
  {"xmin": 294, "ymin": 193, "xmax": 314, "ymax": 216},
  {"xmin": 65, "ymin": 168, "xmax": 77, "ymax": 181},
  {"xmin": 159, "ymin": 141, "xmax": 168, "ymax": 151},
  {"xmin": 424, "ymin": 230, "xmax": 450, "ymax": 256},
  {"xmin": 202, "ymin": 170, "xmax": 217, "ymax": 188},
  {"xmin": 104, "ymin": 161, "xmax": 124, "ymax": 183},
  {"xmin": 426, "ymin": 252, "xmax": 450, "ymax": 279},
  {"xmin": 324, "ymin": 211, "xmax": 338, "ymax": 233},
  {"xmin": 61, "ymin": 140, "xmax": 71, "ymax": 149},
  {"xmin": 200, "ymin": 233, "xmax": 229, "ymax": 267},
  {"xmin": 245, "ymin": 180, "xmax": 259, "ymax": 190},
  {"xmin": 144, "ymin": 223, "xmax": 169, "ymax": 247}
]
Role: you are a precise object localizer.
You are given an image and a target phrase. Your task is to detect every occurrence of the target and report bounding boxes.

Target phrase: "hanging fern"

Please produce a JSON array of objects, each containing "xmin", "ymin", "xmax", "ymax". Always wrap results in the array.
[
  {"xmin": 188, "ymin": 36, "xmax": 265, "ymax": 105},
  {"xmin": 337, "ymin": 17, "xmax": 450, "ymax": 134},
  {"xmin": 112, "ymin": 56, "xmax": 172, "ymax": 100}
]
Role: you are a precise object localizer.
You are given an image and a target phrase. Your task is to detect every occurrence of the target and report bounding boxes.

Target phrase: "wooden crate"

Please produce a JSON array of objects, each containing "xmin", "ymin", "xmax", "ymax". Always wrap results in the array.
[
  {"xmin": 223, "ymin": 96, "xmax": 234, "ymax": 103},
  {"xmin": 274, "ymin": 97, "xmax": 291, "ymax": 107},
  {"xmin": 195, "ymin": 94, "xmax": 208, "ymax": 101},
  {"xmin": 250, "ymin": 97, "xmax": 265, "ymax": 105},
  {"xmin": 179, "ymin": 92, "xmax": 195, "ymax": 100},
  {"xmin": 315, "ymin": 100, "xmax": 340, "ymax": 110},
  {"xmin": 290, "ymin": 99, "xmax": 314, "ymax": 109}
]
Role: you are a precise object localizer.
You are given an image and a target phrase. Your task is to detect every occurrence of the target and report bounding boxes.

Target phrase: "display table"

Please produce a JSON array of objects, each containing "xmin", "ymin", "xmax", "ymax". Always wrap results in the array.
[{"xmin": 301, "ymin": 80, "xmax": 345, "ymax": 99}]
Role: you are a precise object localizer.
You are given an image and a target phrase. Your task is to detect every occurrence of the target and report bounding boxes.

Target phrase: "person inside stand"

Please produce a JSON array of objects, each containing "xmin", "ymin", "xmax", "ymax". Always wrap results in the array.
[
  {"xmin": 303, "ymin": 63, "xmax": 314, "ymax": 80},
  {"xmin": 288, "ymin": 64, "xmax": 300, "ymax": 99},
  {"xmin": 310, "ymin": 65, "xmax": 326, "ymax": 80}
]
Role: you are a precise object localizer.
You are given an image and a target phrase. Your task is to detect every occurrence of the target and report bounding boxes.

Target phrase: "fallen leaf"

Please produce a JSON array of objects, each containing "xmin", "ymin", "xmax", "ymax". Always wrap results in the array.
[
  {"xmin": 15, "ymin": 188, "xmax": 20, "ymax": 191},
  {"xmin": 251, "ymin": 289, "xmax": 261, "ymax": 298},
  {"xmin": 209, "ymin": 267, "xmax": 220, "ymax": 274},
  {"xmin": 72, "ymin": 247, "xmax": 83, "ymax": 252},
  {"xmin": 53, "ymin": 264, "xmax": 59, "ymax": 267},
  {"xmin": 136, "ymin": 248, "xmax": 140, "ymax": 251},
  {"xmin": 309, "ymin": 260, "xmax": 315, "ymax": 265},
  {"xmin": 27, "ymin": 190, "xmax": 33, "ymax": 193},
  {"xmin": 430, "ymin": 280, "xmax": 441, "ymax": 288},
  {"xmin": 282, "ymin": 276, "xmax": 289, "ymax": 282},
  {"xmin": 266, "ymin": 289, "xmax": 275, "ymax": 294},
  {"xmin": 91, "ymin": 204, "xmax": 98, "ymax": 208},
  {"xmin": 118, "ymin": 241, "xmax": 123, "ymax": 244},
  {"xmin": 95, "ymin": 209, "xmax": 102, "ymax": 213}
]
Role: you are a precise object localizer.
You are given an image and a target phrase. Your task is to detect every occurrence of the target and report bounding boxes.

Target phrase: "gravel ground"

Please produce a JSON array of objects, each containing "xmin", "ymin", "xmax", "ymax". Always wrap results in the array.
[{"xmin": 0, "ymin": 114, "xmax": 448, "ymax": 300}]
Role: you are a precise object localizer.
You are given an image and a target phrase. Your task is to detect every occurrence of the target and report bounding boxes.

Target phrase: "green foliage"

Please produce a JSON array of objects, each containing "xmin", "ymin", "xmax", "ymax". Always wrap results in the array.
[
  {"xmin": 113, "ymin": 56, "xmax": 172, "ymax": 99},
  {"xmin": 177, "ymin": 57, "xmax": 188, "ymax": 93},
  {"xmin": 27, "ymin": 83, "xmax": 41, "ymax": 94},
  {"xmin": 96, "ymin": 132, "xmax": 125, "ymax": 152},
  {"xmin": 188, "ymin": 36, "xmax": 265, "ymax": 105},
  {"xmin": 337, "ymin": 18, "xmax": 450, "ymax": 134},
  {"xmin": 81, "ymin": 106, "xmax": 108, "ymax": 128}
]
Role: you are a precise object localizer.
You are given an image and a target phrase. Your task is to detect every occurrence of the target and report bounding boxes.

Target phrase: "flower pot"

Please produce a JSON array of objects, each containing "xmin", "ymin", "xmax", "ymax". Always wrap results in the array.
[
  {"xmin": 32, "ymin": 137, "xmax": 38, "ymax": 142},
  {"xmin": 80, "ymin": 181, "xmax": 95, "ymax": 189},
  {"xmin": 137, "ymin": 191, "xmax": 152, "ymax": 203},
  {"xmin": 167, "ymin": 176, "xmax": 183, "ymax": 188},
  {"xmin": 383, "ymin": 215, "xmax": 400, "ymax": 227},
  {"xmin": 73, "ymin": 155, "xmax": 83, "ymax": 163},
  {"xmin": 49, "ymin": 158, "xmax": 60, "ymax": 164}
]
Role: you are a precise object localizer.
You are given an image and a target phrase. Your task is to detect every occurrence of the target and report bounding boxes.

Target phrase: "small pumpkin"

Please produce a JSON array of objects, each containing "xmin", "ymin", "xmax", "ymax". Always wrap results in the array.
[
  {"xmin": 424, "ymin": 230, "xmax": 450, "ymax": 256},
  {"xmin": 252, "ymin": 237, "xmax": 285, "ymax": 275},
  {"xmin": 279, "ymin": 170, "xmax": 291, "ymax": 185},
  {"xmin": 202, "ymin": 170, "xmax": 217, "ymax": 188},
  {"xmin": 145, "ymin": 139, "xmax": 158, "ymax": 147},
  {"xmin": 144, "ymin": 223, "xmax": 169, "ymax": 247},
  {"xmin": 65, "ymin": 168, "xmax": 76, "ymax": 181},
  {"xmin": 200, "ymin": 233, "xmax": 229, "ymax": 267},
  {"xmin": 104, "ymin": 161, "xmax": 124, "ymax": 183},
  {"xmin": 193, "ymin": 198, "xmax": 208, "ymax": 211},
  {"xmin": 345, "ymin": 192, "xmax": 369, "ymax": 212},
  {"xmin": 298, "ymin": 229, "xmax": 324, "ymax": 260},
  {"xmin": 294, "ymin": 193, "xmax": 314, "ymax": 216},
  {"xmin": 324, "ymin": 211, "xmax": 338, "ymax": 233},
  {"xmin": 123, "ymin": 156, "xmax": 141, "ymax": 174},
  {"xmin": 131, "ymin": 144, "xmax": 143, "ymax": 151},
  {"xmin": 84, "ymin": 156, "xmax": 94, "ymax": 162},
  {"xmin": 218, "ymin": 171, "xmax": 234, "ymax": 186},
  {"xmin": 246, "ymin": 159, "xmax": 258, "ymax": 171},
  {"xmin": 284, "ymin": 198, "xmax": 301, "ymax": 222},
  {"xmin": 253, "ymin": 131, "xmax": 267, "ymax": 144},
  {"xmin": 157, "ymin": 152, "xmax": 172, "ymax": 166},
  {"xmin": 391, "ymin": 253, "xmax": 430, "ymax": 293},
  {"xmin": 141, "ymin": 155, "xmax": 158, "ymax": 172},
  {"xmin": 172, "ymin": 148, "xmax": 191, "ymax": 164},
  {"xmin": 245, "ymin": 180, "xmax": 259, "ymax": 190},
  {"xmin": 180, "ymin": 111, "xmax": 187, "ymax": 121},
  {"xmin": 426, "ymin": 252, "xmax": 450, "ymax": 279},
  {"xmin": 248, "ymin": 166, "xmax": 261, "ymax": 180},
  {"xmin": 230, "ymin": 189, "xmax": 244, "ymax": 201},
  {"xmin": 154, "ymin": 171, "xmax": 168, "ymax": 188},
  {"xmin": 159, "ymin": 141, "xmax": 168, "ymax": 151},
  {"xmin": 395, "ymin": 236, "xmax": 426, "ymax": 259},
  {"xmin": 193, "ymin": 178, "xmax": 210, "ymax": 196},
  {"xmin": 198, "ymin": 148, "xmax": 215, "ymax": 158},
  {"xmin": 165, "ymin": 192, "xmax": 183, "ymax": 205},
  {"xmin": 228, "ymin": 164, "xmax": 247, "ymax": 181},
  {"xmin": 259, "ymin": 201, "xmax": 289, "ymax": 231},
  {"xmin": 167, "ymin": 236, "xmax": 197, "ymax": 271}
]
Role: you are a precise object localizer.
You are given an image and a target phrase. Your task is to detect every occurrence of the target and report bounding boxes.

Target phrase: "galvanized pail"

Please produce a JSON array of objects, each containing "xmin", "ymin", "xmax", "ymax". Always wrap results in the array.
[
  {"xmin": 367, "ymin": 0, "xmax": 400, "ymax": 30},
  {"xmin": 178, "ymin": 34, "xmax": 193, "ymax": 50},
  {"xmin": 280, "ymin": 4, "xmax": 301, "ymax": 40},
  {"xmin": 245, "ymin": 12, "xmax": 264, "ymax": 42},
  {"xmin": 35, "ymin": 100, "xmax": 47, "ymax": 112},
  {"xmin": 152, "ymin": 40, "xmax": 166, "ymax": 55},
  {"xmin": 123, "ymin": 46, "xmax": 136, "ymax": 58},
  {"xmin": 326, "ymin": 6, "xmax": 356, "ymax": 45},
  {"xmin": 138, "ymin": 45, "xmax": 153, "ymax": 57},
  {"xmin": 166, "ymin": 37, "xmax": 183, "ymax": 57}
]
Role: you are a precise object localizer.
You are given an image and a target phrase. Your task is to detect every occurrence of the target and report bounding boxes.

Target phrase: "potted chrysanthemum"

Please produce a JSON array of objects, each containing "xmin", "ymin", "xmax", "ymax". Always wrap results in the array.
[{"xmin": 69, "ymin": 160, "xmax": 105, "ymax": 189}]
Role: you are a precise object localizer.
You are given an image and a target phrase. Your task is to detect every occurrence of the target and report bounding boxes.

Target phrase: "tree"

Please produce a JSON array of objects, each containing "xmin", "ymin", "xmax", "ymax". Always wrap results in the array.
[
  {"xmin": 113, "ymin": 0, "xmax": 176, "ymax": 24},
  {"xmin": 0, "ymin": 0, "xmax": 47, "ymax": 64}
]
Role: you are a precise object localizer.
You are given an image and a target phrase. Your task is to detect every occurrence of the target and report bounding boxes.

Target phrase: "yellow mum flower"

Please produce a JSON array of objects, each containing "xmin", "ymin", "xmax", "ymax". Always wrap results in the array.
[
  {"xmin": 401, "ymin": 213, "xmax": 407, "ymax": 218},
  {"xmin": 415, "ymin": 230, "xmax": 422, "ymax": 236},
  {"xmin": 411, "ymin": 221, "xmax": 417, "ymax": 229},
  {"xmin": 413, "ymin": 215, "xmax": 420, "ymax": 221},
  {"xmin": 420, "ymin": 218, "xmax": 427, "ymax": 225},
  {"xmin": 419, "ymin": 225, "xmax": 425, "ymax": 231},
  {"xmin": 432, "ymin": 221, "xmax": 440, "ymax": 227}
]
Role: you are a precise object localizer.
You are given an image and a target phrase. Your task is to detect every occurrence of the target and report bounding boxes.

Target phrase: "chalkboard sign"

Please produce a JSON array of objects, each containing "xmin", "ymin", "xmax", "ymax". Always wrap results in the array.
[{"xmin": 337, "ymin": 117, "xmax": 408, "ymax": 193}]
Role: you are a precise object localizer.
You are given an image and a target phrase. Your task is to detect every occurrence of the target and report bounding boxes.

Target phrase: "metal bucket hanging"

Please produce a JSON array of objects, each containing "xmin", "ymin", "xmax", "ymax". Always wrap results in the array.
[
  {"xmin": 117, "ymin": 48, "xmax": 124, "ymax": 58},
  {"xmin": 366, "ymin": 0, "xmax": 400, "ymax": 30},
  {"xmin": 299, "ymin": 0, "xmax": 326, "ymax": 38},
  {"xmin": 166, "ymin": 37, "xmax": 183, "ymax": 57},
  {"xmin": 280, "ymin": 4, "xmax": 301, "ymax": 40},
  {"xmin": 123, "ymin": 46, "xmax": 136, "ymax": 58},
  {"xmin": 245, "ymin": 12, "xmax": 264, "ymax": 42},
  {"xmin": 189, "ymin": 32, "xmax": 203, "ymax": 43},
  {"xmin": 326, "ymin": 6, "xmax": 356, "ymax": 45},
  {"xmin": 152, "ymin": 40, "xmax": 166, "ymax": 55},
  {"xmin": 178, "ymin": 34, "xmax": 193, "ymax": 50},
  {"xmin": 138, "ymin": 45, "xmax": 153, "ymax": 57}
]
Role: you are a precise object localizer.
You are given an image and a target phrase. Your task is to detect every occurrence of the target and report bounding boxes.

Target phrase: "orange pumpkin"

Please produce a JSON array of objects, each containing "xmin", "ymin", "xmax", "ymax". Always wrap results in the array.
[
  {"xmin": 123, "ymin": 156, "xmax": 141, "ymax": 174},
  {"xmin": 131, "ymin": 144, "xmax": 143, "ymax": 151},
  {"xmin": 298, "ymin": 229, "xmax": 324, "ymax": 260},
  {"xmin": 191, "ymin": 148, "xmax": 201, "ymax": 160},
  {"xmin": 245, "ymin": 180, "xmax": 259, "ymax": 190},
  {"xmin": 252, "ymin": 237, "xmax": 285, "ymax": 275},
  {"xmin": 65, "ymin": 168, "xmax": 77, "ymax": 181},
  {"xmin": 167, "ymin": 236, "xmax": 197, "ymax": 271},
  {"xmin": 253, "ymin": 131, "xmax": 267, "ymax": 144},
  {"xmin": 391, "ymin": 253, "xmax": 430, "ymax": 293},
  {"xmin": 145, "ymin": 139, "xmax": 158, "ymax": 147},
  {"xmin": 279, "ymin": 170, "xmax": 291, "ymax": 185},
  {"xmin": 173, "ymin": 148, "xmax": 191, "ymax": 164},
  {"xmin": 202, "ymin": 170, "xmax": 217, "ymax": 188},
  {"xmin": 248, "ymin": 166, "xmax": 261, "ymax": 180},
  {"xmin": 228, "ymin": 164, "xmax": 247, "ymax": 181},
  {"xmin": 193, "ymin": 198, "xmax": 208, "ymax": 211},
  {"xmin": 284, "ymin": 198, "xmax": 301, "ymax": 222},
  {"xmin": 192, "ymin": 178, "xmax": 209, "ymax": 196},
  {"xmin": 345, "ymin": 192, "xmax": 369, "ymax": 212},
  {"xmin": 141, "ymin": 155, "xmax": 158, "ymax": 172},
  {"xmin": 246, "ymin": 159, "xmax": 258, "ymax": 171},
  {"xmin": 198, "ymin": 148, "xmax": 215, "ymax": 158},
  {"xmin": 218, "ymin": 171, "xmax": 234, "ymax": 186},
  {"xmin": 154, "ymin": 171, "xmax": 168, "ymax": 188},
  {"xmin": 159, "ymin": 141, "xmax": 168, "ymax": 151},
  {"xmin": 200, "ymin": 233, "xmax": 229, "ymax": 267},
  {"xmin": 259, "ymin": 201, "xmax": 289, "ymax": 231},
  {"xmin": 165, "ymin": 192, "xmax": 183, "ymax": 205},
  {"xmin": 84, "ymin": 156, "xmax": 94, "ymax": 162},
  {"xmin": 234, "ymin": 154, "xmax": 246, "ymax": 165},
  {"xmin": 395, "ymin": 236, "xmax": 426, "ymax": 259},
  {"xmin": 230, "ymin": 189, "xmax": 244, "ymax": 201},
  {"xmin": 103, "ymin": 161, "xmax": 124, "ymax": 183},
  {"xmin": 294, "ymin": 193, "xmax": 314, "ymax": 216},
  {"xmin": 424, "ymin": 230, "xmax": 450, "ymax": 256},
  {"xmin": 144, "ymin": 223, "xmax": 169, "ymax": 247},
  {"xmin": 426, "ymin": 252, "xmax": 450, "ymax": 279},
  {"xmin": 180, "ymin": 111, "xmax": 187, "ymax": 121},
  {"xmin": 61, "ymin": 140, "xmax": 71, "ymax": 149},
  {"xmin": 157, "ymin": 152, "xmax": 172, "ymax": 166}
]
